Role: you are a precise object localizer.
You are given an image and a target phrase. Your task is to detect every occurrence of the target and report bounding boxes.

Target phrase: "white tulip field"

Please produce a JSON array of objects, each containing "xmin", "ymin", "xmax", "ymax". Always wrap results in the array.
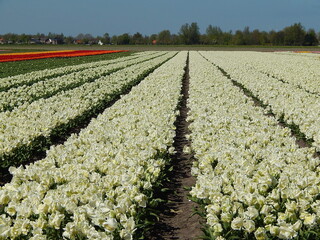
[{"xmin": 0, "ymin": 50, "xmax": 319, "ymax": 239}]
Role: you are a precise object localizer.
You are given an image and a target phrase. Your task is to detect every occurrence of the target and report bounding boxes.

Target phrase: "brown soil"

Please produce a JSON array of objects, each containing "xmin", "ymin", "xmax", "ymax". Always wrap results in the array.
[{"xmin": 146, "ymin": 53, "xmax": 203, "ymax": 240}]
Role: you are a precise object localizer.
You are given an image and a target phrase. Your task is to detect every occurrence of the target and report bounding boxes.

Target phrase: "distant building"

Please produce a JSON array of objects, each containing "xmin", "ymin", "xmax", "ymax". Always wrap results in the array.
[
  {"xmin": 29, "ymin": 38, "xmax": 63, "ymax": 45},
  {"xmin": 74, "ymin": 39, "xmax": 82, "ymax": 44},
  {"xmin": 29, "ymin": 38, "xmax": 41, "ymax": 44},
  {"xmin": 40, "ymin": 38, "xmax": 47, "ymax": 44},
  {"xmin": 45, "ymin": 38, "xmax": 59, "ymax": 44}
]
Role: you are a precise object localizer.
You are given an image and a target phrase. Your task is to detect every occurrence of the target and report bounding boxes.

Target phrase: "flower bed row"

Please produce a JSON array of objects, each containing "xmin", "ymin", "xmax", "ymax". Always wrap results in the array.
[
  {"xmin": 209, "ymin": 51, "xmax": 320, "ymax": 95},
  {"xmin": 0, "ymin": 52, "xmax": 175, "ymax": 169},
  {"xmin": 0, "ymin": 51, "xmax": 157, "ymax": 92},
  {"xmin": 188, "ymin": 51, "xmax": 320, "ymax": 239},
  {"xmin": 0, "ymin": 52, "xmax": 165, "ymax": 112},
  {"xmin": 0, "ymin": 51, "xmax": 187, "ymax": 240},
  {"xmin": 201, "ymin": 51, "xmax": 320, "ymax": 151},
  {"xmin": 0, "ymin": 50, "xmax": 127, "ymax": 62}
]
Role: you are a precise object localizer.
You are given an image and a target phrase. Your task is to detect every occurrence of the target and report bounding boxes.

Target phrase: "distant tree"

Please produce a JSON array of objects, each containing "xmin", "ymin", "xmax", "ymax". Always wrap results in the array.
[
  {"xmin": 206, "ymin": 25, "xmax": 223, "ymax": 44},
  {"xmin": 96, "ymin": 35, "xmax": 103, "ymax": 44},
  {"xmin": 232, "ymin": 30, "xmax": 245, "ymax": 45},
  {"xmin": 64, "ymin": 36, "xmax": 74, "ymax": 44},
  {"xmin": 179, "ymin": 22, "xmax": 200, "ymax": 44},
  {"xmin": 303, "ymin": 29, "xmax": 319, "ymax": 46},
  {"xmin": 150, "ymin": 34, "xmax": 157, "ymax": 41},
  {"xmin": 221, "ymin": 31, "xmax": 233, "ymax": 45},
  {"xmin": 149, "ymin": 34, "xmax": 157, "ymax": 44},
  {"xmin": 157, "ymin": 30, "xmax": 171, "ymax": 44},
  {"xmin": 251, "ymin": 29, "xmax": 261, "ymax": 45},
  {"xmin": 83, "ymin": 33, "xmax": 94, "ymax": 44},
  {"xmin": 48, "ymin": 32, "xmax": 54, "ymax": 39},
  {"xmin": 74, "ymin": 33, "xmax": 93, "ymax": 44},
  {"xmin": 18, "ymin": 34, "xmax": 31, "ymax": 44},
  {"xmin": 171, "ymin": 34, "xmax": 181, "ymax": 44},
  {"xmin": 117, "ymin": 33, "xmax": 131, "ymax": 45},
  {"xmin": 270, "ymin": 30, "xmax": 285, "ymax": 45},
  {"xmin": 75, "ymin": 33, "xmax": 85, "ymax": 44},
  {"xmin": 142, "ymin": 35, "xmax": 150, "ymax": 44},
  {"xmin": 84, "ymin": 33, "xmax": 94, "ymax": 40},
  {"xmin": 76, "ymin": 33, "xmax": 84, "ymax": 40},
  {"xmin": 111, "ymin": 35, "xmax": 118, "ymax": 44},
  {"xmin": 242, "ymin": 26, "xmax": 251, "ymax": 45},
  {"xmin": 179, "ymin": 23, "xmax": 190, "ymax": 44},
  {"xmin": 200, "ymin": 34, "xmax": 210, "ymax": 44},
  {"xmin": 132, "ymin": 32, "xmax": 144, "ymax": 44},
  {"xmin": 283, "ymin": 23, "xmax": 305, "ymax": 45},
  {"xmin": 259, "ymin": 31, "xmax": 270, "ymax": 45},
  {"xmin": 75, "ymin": 34, "xmax": 90, "ymax": 44},
  {"xmin": 189, "ymin": 22, "xmax": 201, "ymax": 44},
  {"xmin": 3, "ymin": 33, "xmax": 19, "ymax": 43},
  {"xmin": 35, "ymin": 33, "xmax": 45, "ymax": 39},
  {"xmin": 103, "ymin": 33, "xmax": 111, "ymax": 44},
  {"xmin": 269, "ymin": 30, "xmax": 277, "ymax": 45},
  {"xmin": 55, "ymin": 33, "xmax": 65, "ymax": 44}
]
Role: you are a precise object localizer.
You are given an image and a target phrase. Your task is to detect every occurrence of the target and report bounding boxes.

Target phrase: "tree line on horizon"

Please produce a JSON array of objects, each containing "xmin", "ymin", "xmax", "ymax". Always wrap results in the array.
[{"xmin": 0, "ymin": 23, "xmax": 319, "ymax": 46}]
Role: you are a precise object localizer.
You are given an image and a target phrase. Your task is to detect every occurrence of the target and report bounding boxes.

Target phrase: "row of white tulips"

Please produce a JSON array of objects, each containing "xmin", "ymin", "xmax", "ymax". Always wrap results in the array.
[
  {"xmin": 188, "ymin": 51, "xmax": 320, "ymax": 239},
  {"xmin": 200, "ymin": 51, "xmax": 320, "ymax": 151},
  {"xmin": 211, "ymin": 51, "xmax": 320, "ymax": 95},
  {"xmin": 0, "ymin": 51, "xmax": 154, "ymax": 91},
  {"xmin": 0, "ymin": 52, "xmax": 165, "ymax": 112},
  {"xmin": 0, "ymin": 52, "xmax": 175, "ymax": 168},
  {"xmin": 0, "ymin": 51, "xmax": 187, "ymax": 240}
]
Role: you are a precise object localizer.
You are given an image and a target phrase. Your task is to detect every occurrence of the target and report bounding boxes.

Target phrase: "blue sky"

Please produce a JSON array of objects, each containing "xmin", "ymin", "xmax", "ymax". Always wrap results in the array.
[{"xmin": 0, "ymin": 0, "xmax": 319, "ymax": 36}]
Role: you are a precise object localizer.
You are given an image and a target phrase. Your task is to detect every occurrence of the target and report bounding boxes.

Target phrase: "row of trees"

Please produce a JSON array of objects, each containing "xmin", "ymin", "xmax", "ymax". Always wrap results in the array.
[
  {"xmin": 178, "ymin": 22, "xmax": 319, "ymax": 46},
  {"xmin": 1, "ymin": 23, "xmax": 319, "ymax": 46}
]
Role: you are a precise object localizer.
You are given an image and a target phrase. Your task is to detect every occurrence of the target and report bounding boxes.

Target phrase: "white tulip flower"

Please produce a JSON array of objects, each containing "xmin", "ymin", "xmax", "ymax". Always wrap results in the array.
[
  {"xmin": 278, "ymin": 223, "xmax": 298, "ymax": 239},
  {"xmin": 243, "ymin": 219, "xmax": 255, "ymax": 233},
  {"xmin": 231, "ymin": 217, "xmax": 243, "ymax": 230},
  {"xmin": 254, "ymin": 227, "xmax": 267, "ymax": 240},
  {"xmin": 103, "ymin": 218, "xmax": 118, "ymax": 232}
]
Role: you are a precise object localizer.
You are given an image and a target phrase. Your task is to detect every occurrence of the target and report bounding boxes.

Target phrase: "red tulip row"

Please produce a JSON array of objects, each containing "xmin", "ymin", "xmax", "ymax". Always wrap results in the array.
[{"xmin": 0, "ymin": 50, "xmax": 127, "ymax": 62}]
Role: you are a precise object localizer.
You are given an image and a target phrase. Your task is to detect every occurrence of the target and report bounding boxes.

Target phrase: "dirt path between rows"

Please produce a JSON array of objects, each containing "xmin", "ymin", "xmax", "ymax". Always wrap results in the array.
[{"xmin": 146, "ymin": 53, "xmax": 203, "ymax": 239}]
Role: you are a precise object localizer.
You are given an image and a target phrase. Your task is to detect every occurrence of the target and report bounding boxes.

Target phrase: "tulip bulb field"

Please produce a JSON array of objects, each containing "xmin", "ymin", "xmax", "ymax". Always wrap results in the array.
[{"xmin": 0, "ymin": 50, "xmax": 320, "ymax": 239}]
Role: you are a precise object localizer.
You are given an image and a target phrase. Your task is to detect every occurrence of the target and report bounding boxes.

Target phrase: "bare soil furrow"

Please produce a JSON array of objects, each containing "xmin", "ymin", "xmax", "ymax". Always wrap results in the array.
[{"xmin": 147, "ymin": 53, "xmax": 203, "ymax": 240}]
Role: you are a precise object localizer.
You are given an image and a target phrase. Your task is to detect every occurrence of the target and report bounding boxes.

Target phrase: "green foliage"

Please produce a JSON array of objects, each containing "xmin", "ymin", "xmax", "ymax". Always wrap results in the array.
[
  {"xmin": 179, "ymin": 22, "xmax": 201, "ymax": 45},
  {"xmin": 206, "ymin": 25, "xmax": 226, "ymax": 45},
  {"xmin": 283, "ymin": 23, "xmax": 306, "ymax": 46},
  {"xmin": 132, "ymin": 32, "xmax": 144, "ymax": 45},
  {"xmin": 115, "ymin": 33, "xmax": 131, "ymax": 45},
  {"xmin": 304, "ymin": 29, "xmax": 319, "ymax": 46},
  {"xmin": 157, "ymin": 30, "xmax": 172, "ymax": 45}
]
